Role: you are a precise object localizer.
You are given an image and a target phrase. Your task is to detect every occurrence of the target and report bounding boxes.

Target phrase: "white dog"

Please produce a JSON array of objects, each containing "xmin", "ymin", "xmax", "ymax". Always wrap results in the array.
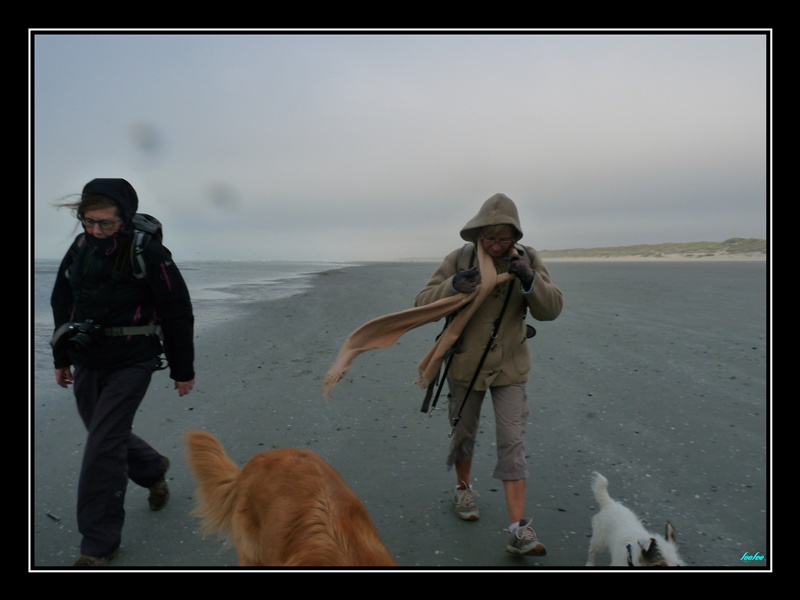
[{"xmin": 587, "ymin": 472, "xmax": 685, "ymax": 567}]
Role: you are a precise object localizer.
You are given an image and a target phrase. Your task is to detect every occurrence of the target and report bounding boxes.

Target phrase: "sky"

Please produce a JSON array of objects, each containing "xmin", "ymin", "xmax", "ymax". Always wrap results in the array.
[{"xmin": 30, "ymin": 30, "xmax": 771, "ymax": 263}]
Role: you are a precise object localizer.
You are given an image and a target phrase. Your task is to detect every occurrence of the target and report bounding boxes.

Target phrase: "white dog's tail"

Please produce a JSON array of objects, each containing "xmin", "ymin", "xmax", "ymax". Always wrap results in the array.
[{"xmin": 591, "ymin": 472, "xmax": 613, "ymax": 508}]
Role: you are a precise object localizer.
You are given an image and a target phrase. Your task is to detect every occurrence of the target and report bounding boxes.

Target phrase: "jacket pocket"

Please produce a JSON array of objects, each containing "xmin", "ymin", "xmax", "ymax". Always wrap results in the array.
[{"xmin": 510, "ymin": 338, "xmax": 531, "ymax": 377}]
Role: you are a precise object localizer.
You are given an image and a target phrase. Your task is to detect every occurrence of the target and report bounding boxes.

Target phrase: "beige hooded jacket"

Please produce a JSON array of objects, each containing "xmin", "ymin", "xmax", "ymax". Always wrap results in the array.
[
  {"xmin": 322, "ymin": 193, "xmax": 563, "ymax": 400},
  {"xmin": 414, "ymin": 193, "xmax": 563, "ymax": 390}
]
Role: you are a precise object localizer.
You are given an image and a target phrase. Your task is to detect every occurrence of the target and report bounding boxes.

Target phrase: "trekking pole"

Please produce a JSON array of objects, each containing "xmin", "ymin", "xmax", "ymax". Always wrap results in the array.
[
  {"xmin": 421, "ymin": 316, "xmax": 452, "ymax": 414},
  {"xmin": 449, "ymin": 283, "xmax": 514, "ymax": 438},
  {"xmin": 426, "ymin": 350, "xmax": 454, "ymax": 416}
]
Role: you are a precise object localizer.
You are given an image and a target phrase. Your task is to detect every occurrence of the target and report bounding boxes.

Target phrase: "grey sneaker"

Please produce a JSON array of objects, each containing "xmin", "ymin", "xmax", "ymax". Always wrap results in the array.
[
  {"xmin": 506, "ymin": 519, "xmax": 547, "ymax": 556},
  {"xmin": 453, "ymin": 481, "xmax": 480, "ymax": 521}
]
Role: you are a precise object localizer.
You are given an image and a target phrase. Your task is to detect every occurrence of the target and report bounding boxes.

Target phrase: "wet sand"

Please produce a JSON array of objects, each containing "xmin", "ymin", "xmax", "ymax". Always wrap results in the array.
[{"xmin": 30, "ymin": 259, "xmax": 770, "ymax": 573}]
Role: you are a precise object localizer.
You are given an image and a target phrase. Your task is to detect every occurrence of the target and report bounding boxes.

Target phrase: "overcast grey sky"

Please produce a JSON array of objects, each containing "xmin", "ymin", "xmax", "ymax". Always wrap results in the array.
[{"xmin": 30, "ymin": 30, "xmax": 770, "ymax": 262}]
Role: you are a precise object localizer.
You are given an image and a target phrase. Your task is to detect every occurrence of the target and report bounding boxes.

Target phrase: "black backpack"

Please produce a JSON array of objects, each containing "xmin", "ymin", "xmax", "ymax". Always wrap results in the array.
[{"xmin": 129, "ymin": 213, "xmax": 163, "ymax": 279}]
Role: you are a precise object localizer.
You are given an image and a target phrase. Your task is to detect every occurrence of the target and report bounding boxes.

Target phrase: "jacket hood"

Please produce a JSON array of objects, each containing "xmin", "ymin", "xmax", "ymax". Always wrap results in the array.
[
  {"xmin": 82, "ymin": 178, "xmax": 139, "ymax": 222},
  {"xmin": 459, "ymin": 193, "xmax": 523, "ymax": 243}
]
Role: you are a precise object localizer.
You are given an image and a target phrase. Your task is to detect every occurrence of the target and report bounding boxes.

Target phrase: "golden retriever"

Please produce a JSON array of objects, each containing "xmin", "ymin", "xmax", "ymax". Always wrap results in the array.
[{"xmin": 184, "ymin": 430, "xmax": 397, "ymax": 567}]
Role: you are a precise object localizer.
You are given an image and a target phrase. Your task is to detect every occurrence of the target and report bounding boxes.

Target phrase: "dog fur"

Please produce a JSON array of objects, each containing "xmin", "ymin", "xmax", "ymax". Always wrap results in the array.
[
  {"xmin": 587, "ymin": 472, "xmax": 684, "ymax": 567},
  {"xmin": 185, "ymin": 430, "xmax": 397, "ymax": 567}
]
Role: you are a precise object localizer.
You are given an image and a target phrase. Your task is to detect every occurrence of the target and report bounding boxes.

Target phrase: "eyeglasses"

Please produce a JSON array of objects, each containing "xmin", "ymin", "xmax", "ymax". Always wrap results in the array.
[
  {"xmin": 80, "ymin": 216, "xmax": 121, "ymax": 231},
  {"xmin": 481, "ymin": 236, "xmax": 514, "ymax": 247}
]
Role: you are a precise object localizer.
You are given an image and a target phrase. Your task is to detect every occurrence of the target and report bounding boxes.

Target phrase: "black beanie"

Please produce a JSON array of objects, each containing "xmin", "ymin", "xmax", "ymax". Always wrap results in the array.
[{"xmin": 82, "ymin": 178, "xmax": 139, "ymax": 222}]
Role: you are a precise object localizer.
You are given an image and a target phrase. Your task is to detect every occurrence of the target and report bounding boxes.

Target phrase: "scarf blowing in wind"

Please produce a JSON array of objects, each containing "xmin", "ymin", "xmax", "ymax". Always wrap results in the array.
[{"xmin": 322, "ymin": 241, "xmax": 516, "ymax": 399}]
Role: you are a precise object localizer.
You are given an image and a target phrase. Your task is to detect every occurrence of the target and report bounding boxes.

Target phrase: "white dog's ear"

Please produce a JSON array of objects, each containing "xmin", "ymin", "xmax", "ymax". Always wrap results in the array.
[
  {"xmin": 665, "ymin": 521, "xmax": 678, "ymax": 543},
  {"xmin": 640, "ymin": 537, "xmax": 660, "ymax": 562},
  {"xmin": 639, "ymin": 537, "xmax": 656, "ymax": 550},
  {"xmin": 639, "ymin": 538, "xmax": 668, "ymax": 567}
]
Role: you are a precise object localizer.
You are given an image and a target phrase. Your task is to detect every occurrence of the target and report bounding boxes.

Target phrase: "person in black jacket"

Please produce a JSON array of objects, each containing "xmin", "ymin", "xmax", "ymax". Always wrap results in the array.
[{"xmin": 50, "ymin": 178, "xmax": 195, "ymax": 567}]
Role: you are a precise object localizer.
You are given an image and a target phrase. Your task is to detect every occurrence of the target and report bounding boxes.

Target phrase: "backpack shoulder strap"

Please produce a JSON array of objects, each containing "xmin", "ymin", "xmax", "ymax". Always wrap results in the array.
[
  {"xmin": 129, "ymin": 213, "xmax": 163, "ymax": 279},
  {"xmin": 513, "ymin": 243, "xmax": 534, "ymax": 263},
  {"xmin": 456, "ymin": 242, "xmax": 475, "ymax": 271},
  {"xmin": 130, "ymin": 230, "xmax": 152, "ymax": 279}
]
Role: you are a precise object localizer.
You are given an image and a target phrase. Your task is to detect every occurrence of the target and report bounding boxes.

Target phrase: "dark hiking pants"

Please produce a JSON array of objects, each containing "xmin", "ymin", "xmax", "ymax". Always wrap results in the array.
[{"xmin": 73, "ymin": 357, "xmax": 163, "ymax": 557}]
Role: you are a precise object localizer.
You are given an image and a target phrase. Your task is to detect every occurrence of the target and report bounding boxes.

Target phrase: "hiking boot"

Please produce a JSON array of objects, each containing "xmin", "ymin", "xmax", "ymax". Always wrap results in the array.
[
  {"xmin": 453, "ymin": 481, "xmax": 480, "ymax": 521},
  {"xmin": 507, "ymin": 519, "xmax": 547, "ymax": 556},
  {"xmin": 148, "ymin": 456, "xmax": 170, "ymax": 511},
  {"xmin": 73, "ymin": 547, "xmax": 119, "ymax": 567}
]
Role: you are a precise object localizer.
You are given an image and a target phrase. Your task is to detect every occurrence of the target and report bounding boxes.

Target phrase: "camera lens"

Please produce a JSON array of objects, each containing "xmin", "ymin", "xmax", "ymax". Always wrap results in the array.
[
  {"xmin": 67, "ymin": 321, "xmax": 101, "ymax": 351},
  {"xmin": 69, "ymin": 332, "xmax": 92, "ymax": 350}
]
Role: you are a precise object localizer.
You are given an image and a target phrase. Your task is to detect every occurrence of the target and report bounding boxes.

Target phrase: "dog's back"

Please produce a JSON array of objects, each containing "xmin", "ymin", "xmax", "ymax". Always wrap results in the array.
[
  {"xmin": 587, "ymin": 472, "xmax": 684, "ymax": 567},
  {"xmin": 185, "ymin": 430, "xmax": 396, "ymax": 567}
]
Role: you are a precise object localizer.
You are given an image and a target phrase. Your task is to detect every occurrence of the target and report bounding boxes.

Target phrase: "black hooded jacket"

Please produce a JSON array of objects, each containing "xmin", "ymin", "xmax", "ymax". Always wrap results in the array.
[{"xmin": 50, "ymin": 178, "xmax": 195, "ymax": 382}]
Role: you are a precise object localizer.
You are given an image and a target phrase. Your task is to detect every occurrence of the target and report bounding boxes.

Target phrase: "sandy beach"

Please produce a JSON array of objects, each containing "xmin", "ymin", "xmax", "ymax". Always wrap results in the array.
[{"xmin": 31, "ymin": 258, "xmax": 770, "ymax": 572}]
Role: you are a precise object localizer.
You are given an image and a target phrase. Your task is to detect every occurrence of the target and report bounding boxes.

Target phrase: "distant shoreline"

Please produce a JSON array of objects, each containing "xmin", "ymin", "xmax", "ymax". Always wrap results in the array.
[
  {"xmin": 537, "ymin": 237, "xmax": 767, "ymax": 262},
  {"xmin": 540, "ymin": 253, "xmax": 766, "ymax": 262},
  {"xmin": 402, "ymin": 254, "xmax": 766, "ymax": 263}
]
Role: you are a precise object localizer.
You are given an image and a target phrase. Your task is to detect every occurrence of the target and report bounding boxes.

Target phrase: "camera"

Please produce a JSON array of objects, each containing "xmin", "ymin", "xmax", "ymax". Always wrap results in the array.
[{"xmin": 67, "ymin": 319, "xmax": 104, "ymax": 351}]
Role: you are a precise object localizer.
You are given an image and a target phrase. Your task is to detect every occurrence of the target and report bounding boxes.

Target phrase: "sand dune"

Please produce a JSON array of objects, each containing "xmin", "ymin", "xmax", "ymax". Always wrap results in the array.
[{"xmin": 538, "ymin": 237, "xmax": 767, "ymax": 261}]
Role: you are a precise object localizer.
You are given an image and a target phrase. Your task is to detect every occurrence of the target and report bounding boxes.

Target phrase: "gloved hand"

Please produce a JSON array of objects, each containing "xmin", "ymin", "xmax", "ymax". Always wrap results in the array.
[
  {"xmin": 508, "ymin": 254, "xmax": 535, "ymax": 288},
  {"xmin": 452, "ymin": 267, "xmax": 480, "ymax": 293}
]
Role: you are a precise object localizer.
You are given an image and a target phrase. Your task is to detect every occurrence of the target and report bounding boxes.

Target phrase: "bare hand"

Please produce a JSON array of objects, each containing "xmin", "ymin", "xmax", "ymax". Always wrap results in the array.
[
  {"xmin": 175, "ymin": 380, "xmax": 195, "ymax": 397},
  {"xmin": 55, "ymin": 367, "xmax": 73, "ymax": 388}
]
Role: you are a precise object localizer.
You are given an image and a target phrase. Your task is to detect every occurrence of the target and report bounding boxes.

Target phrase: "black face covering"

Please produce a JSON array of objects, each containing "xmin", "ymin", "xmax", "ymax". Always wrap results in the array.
[{"xmin": 84, "ymin": 231, "xmax": 122, "ymax": 254}]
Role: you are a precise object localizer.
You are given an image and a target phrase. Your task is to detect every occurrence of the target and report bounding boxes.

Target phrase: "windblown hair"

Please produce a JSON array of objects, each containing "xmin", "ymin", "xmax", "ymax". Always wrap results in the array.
[
  {"xmin": 53, "ymin": 193, "xmax": 121, "ymax": 236},
  {"xmin": 55, "ymin": 193, "xmax": 119, "ymax": 218}
]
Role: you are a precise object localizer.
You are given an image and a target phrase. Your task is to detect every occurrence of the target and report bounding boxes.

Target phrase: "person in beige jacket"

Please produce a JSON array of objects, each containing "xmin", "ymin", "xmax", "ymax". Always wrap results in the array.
[{"xmin": 415, "ymin": 193, "xmax": 563, "ymax": 556}]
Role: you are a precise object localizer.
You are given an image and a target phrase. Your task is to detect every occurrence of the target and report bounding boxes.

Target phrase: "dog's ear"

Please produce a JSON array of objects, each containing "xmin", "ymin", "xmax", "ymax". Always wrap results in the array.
[
  {"xmin": 640, "ymin": 537, "xmax": 663, "ymax": 563},
  {"xmin": 665, "ymin": 521, "xmax": 678, "ymax": 543}
]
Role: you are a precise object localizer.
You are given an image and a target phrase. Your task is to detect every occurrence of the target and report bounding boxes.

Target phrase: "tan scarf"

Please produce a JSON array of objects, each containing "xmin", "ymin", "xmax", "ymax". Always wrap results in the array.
[{"xmin": 322, "ymin": 242, "xmax": 515, "ymax": 399}]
